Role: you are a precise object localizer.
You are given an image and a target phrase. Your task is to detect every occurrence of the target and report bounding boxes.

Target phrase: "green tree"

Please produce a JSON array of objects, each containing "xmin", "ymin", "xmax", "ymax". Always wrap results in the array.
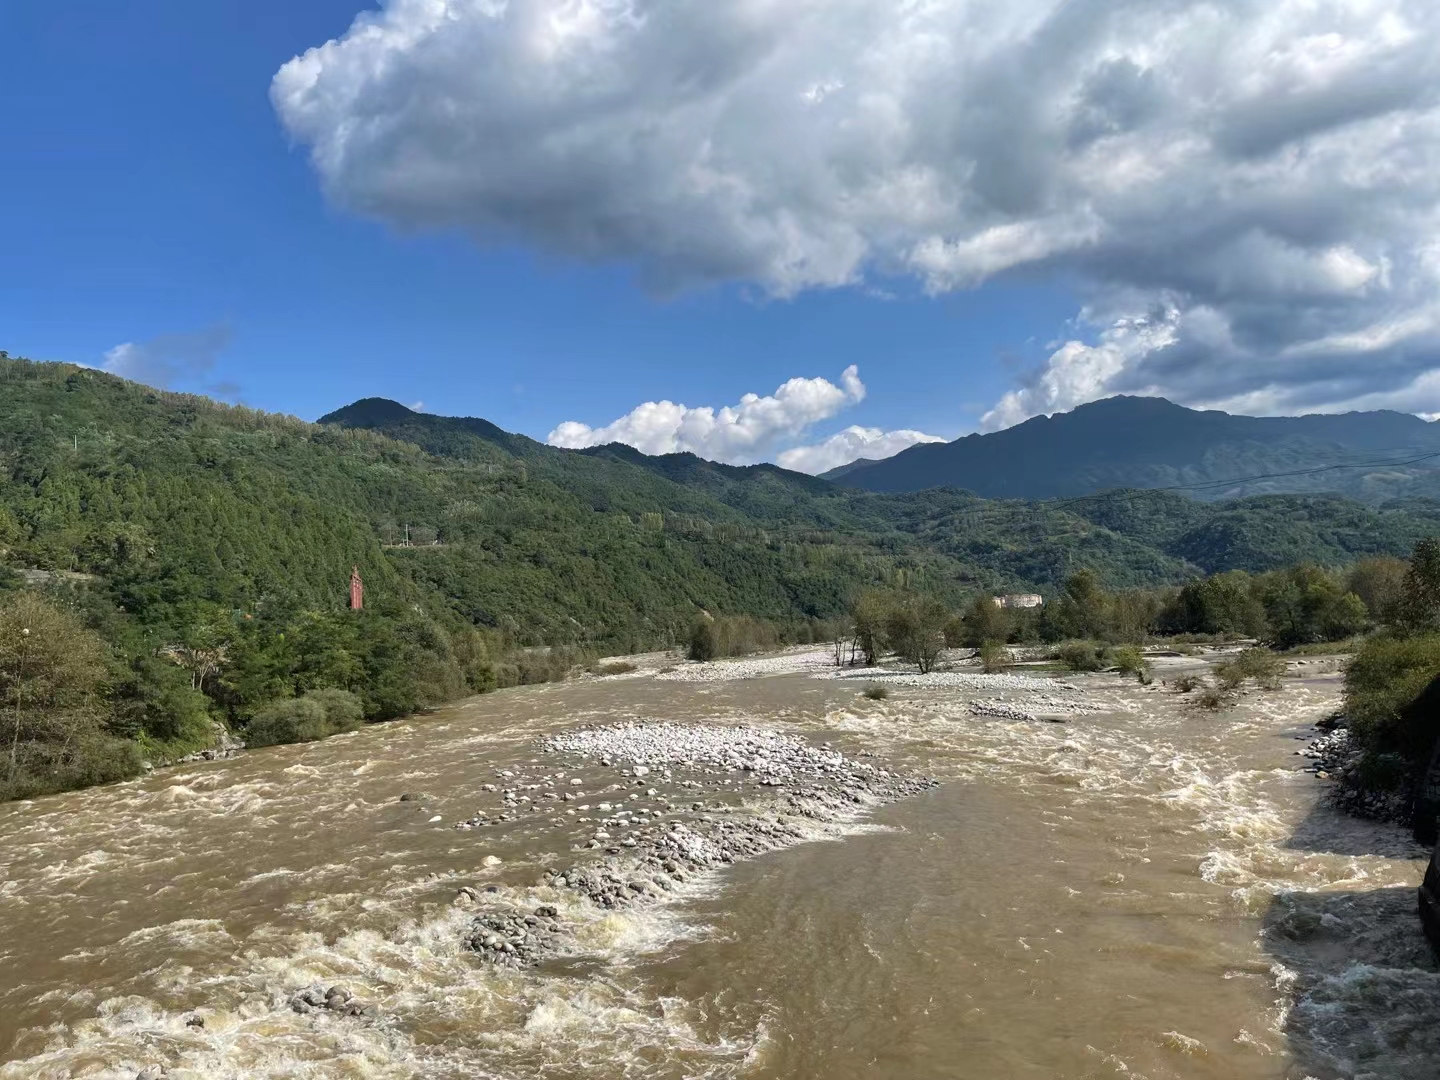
[
  {"xmin": 1052, "ymin": 570, "xmax": 1111, "ymax": 641},
  {"xmin": 885, "ymin": 596, "xmax": 948, "ymax": 674},
  {"xmin": 1257, "ymin": 565, "xmax": 1367, "ymax": 648},
  {"xmin": 960, "ymin": 594, "xmax": 1011, "ymax": 648},
  {"xmin": 1161, "ymin": 571, "xmax": 1267, "ymax": 637},
  {"xmin": 1345, "ymin": 556, "xmax": 1408, "ymax": 623},
  {"xmin": 851, "ymin": 590, "xmax": 892, "ymax": 666},
  {"xmin": 688, "ymin": 614, "xmax": 719, "ymax": 662},
  {"xmin": 0, "ymin": 592, "xmax": 138, "ymax": 798},
  {"xmin": 1393, "ymin": 538, "xmax": 1440, "ymax": 635},
  {"xmin": 107, "ymin": 652, "xmax": 212, "ymax": 745},
  {"xmin": 978, "ymin": 640, "xmax": 1011, "ymax": 674}
]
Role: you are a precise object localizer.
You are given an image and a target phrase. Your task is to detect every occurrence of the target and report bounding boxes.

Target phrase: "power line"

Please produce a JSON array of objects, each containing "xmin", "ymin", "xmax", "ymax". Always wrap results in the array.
[{"xmin": 1039, "ymin": 447, "xmax": 1440, "ymax": 515}]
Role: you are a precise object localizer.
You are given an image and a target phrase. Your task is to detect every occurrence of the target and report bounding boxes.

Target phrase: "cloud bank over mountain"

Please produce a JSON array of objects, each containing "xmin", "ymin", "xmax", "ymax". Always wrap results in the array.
[
  {"xmin": 777, "ymin": 426, "xmax": 945, "ymax": 474},
  {"xmin": 276, "ymin": 0, "xmax": 1440, "ymax": 431},
  {"xmin": 103, "ymin": 325, "xmax": 237, "ymax": 397}
]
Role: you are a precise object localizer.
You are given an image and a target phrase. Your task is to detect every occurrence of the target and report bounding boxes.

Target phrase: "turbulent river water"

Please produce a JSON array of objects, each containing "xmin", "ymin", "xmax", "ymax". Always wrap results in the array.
[{"xmin": 1, "ymin": 651, "xmax": 1436, "ymax": 1080}]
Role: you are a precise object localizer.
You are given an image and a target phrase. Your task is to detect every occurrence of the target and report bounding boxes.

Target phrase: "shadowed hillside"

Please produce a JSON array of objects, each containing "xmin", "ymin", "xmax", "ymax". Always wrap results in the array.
[{"xmin": 828, "ymin": 396, "xmax": 1440, "ymax": 503}]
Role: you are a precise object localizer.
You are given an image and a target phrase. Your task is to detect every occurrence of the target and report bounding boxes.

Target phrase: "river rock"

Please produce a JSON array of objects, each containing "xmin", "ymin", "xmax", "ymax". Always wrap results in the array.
[
  {"xmin": 466, "ymin": 908, "xmax": 563, "ymax": 967},
  {"xmin": 455, "ymin": 886, "xmax": 482, "ymax": 906},
  {"xmin": 289, "ymin": 983, "xmax": 377, "ymax": 1019}
]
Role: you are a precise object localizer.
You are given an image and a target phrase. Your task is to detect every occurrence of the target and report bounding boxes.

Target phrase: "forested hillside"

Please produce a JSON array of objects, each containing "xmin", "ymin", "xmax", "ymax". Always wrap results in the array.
[
  {"xmin": 4, "ymin": 355, "xmax": 1440, "ymax": 800},
  {"xmin": 322, "ymin": 396, "xmax": 1440, "ymax": 582},
  {"xmin": 829, "ymin": 395, "xmax": 1440, "ymax": 502}
]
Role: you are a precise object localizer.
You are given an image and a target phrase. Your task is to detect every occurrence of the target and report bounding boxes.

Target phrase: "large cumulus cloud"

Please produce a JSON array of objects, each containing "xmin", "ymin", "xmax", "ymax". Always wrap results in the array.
[
  {"xmin": 548, "ymin": 365, "xmax": 863, "ymax": 461},
  {"xmin": 275, "ymin": 0, "xmax": 1440, "ymax": 427},
  {"xmin": 549, "ymin": 366, "xmax": 942, "ymax": 468}
]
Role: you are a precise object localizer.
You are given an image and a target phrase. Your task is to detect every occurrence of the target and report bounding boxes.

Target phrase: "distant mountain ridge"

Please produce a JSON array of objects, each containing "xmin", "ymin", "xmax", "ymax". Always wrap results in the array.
[
  {"xmin": 315, "ymin": 393, "xmax": 1440, "ymax": 585},
  {"xmin": 826, "ymin": 396, "xmax": 1440, "ymax": 503}
]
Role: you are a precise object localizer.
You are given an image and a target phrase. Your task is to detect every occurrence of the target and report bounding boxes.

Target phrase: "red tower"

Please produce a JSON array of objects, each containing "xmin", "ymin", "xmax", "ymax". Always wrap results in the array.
[{"xmin": 349, "ymin": 566, "xmax": 364, "ymax": 611}]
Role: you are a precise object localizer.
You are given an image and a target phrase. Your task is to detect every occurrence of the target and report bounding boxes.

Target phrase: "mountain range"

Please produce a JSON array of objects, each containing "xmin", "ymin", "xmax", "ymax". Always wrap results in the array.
[
  {"xmin": 316, "ymin": 394, "xmax": 1440, "ymax": 588},
  {"xmin": 826, "ymin": 396, "xmax": 1440, "ymax": 503}
]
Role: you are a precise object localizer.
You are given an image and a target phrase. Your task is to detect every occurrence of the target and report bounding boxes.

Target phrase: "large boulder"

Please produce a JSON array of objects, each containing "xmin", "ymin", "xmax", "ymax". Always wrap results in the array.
[
  {"xmin": 1421, "ymin": 848, "xmax": 1440, "ymax": 957},
  {"xmin": 1416, "ymin": 706, "xmax": 1440, "ymax": 955},
  {"xmin": 1414, "ymin": 733, "xmax": 1440, "ymax": 847}
]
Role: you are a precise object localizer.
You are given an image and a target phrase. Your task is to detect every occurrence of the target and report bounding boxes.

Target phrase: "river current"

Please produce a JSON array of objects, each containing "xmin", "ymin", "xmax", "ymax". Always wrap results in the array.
[{"xmin": 1, "ymin": 651, "xmax": 1435, "ymax": 1079}]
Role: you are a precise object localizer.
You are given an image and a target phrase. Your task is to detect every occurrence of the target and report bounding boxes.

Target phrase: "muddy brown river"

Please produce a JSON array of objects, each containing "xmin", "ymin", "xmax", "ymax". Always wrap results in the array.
[{"xmin": 1, "ymin": 652, "xmax": 1436, "ymax": 1079}]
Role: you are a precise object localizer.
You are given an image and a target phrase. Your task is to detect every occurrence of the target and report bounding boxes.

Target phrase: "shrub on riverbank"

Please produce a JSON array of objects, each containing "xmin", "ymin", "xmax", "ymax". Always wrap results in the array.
[
  {"xmin": 979, "ymin": 641, "xmax": 1011, "ymax": 674},
  {"xmin": 688, "ymin": 614, "xmax": 788, "ymax": 662},
  {"xmin": 1196, "ymin": 685, "xmax": 1233, "ymax": 711},
  {"xmin": 244, "ymin": 689, "xmax": 365, "ymax": 748},
  {"xmin": 594, "ymin": 660, "xmax": 638, "ymax": 676},
  {"xmin": 1111, "ymin": 645, "xmax": 1153, "ymax": 683},
  {"xmin": 1344, "ymin": 635, "xmax": 1440, "ymax": 772},
  {"xmin": 1055, "ymin": 641, "xmax": 1107, "ymax": 672},
  {"xmin": 1216, "ymin": 647, "xmax": 1286, "ymax": 690}
]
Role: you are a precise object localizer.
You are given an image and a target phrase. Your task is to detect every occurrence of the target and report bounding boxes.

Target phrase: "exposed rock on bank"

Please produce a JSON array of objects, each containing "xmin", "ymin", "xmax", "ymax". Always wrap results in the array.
[{"xmin": 1300, "ymin": 719, "xmax": 1413, "ymax": 824}]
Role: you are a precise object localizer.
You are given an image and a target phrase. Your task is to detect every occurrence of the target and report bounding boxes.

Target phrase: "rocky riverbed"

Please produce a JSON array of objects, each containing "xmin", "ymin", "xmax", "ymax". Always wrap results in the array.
[
  {"xmin": 1298, "ymin": 715, "xmax": 1416, "ymax": 823},
  {"xmin": 454, "ymin": 722, "xmax": 937, "ymax": 968}
]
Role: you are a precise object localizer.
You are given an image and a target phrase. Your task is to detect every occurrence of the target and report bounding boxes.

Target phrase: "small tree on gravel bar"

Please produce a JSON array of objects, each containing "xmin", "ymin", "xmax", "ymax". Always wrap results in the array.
[
  {"xmin": 851, "ymin": 590, "xmax": 891, "ymax": 667},
  {"xmin": 979, "ymin": 641, "xmax": 1011, "ymax": 674},
  {"xmin": 687, "ymin": 614, "xmax": 719, "ymax": 662},
  {"xmin": 886, "ymin": 597, "xmax": 948, "ymax": 674}
]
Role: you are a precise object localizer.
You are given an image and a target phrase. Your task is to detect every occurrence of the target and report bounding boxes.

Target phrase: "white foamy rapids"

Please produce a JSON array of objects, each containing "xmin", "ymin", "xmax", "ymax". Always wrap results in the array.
[
  {"xmin": 0, "ymin": 879, "xmax": 758, "ymax": 1080},
  {"xmin": 1265, "ymin": 888, "xmax": 1440, "ymax": 1079},
  {"xmin": 831, "ymin": 678, "xmax": 1414, "ymax": 906}
]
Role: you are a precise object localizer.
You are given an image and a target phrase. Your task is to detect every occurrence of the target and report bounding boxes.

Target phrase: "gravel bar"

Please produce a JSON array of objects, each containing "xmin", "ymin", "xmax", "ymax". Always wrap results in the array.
[{"xmin": 459, "ymin": 721, "xmax": 938, "ymax": 967}]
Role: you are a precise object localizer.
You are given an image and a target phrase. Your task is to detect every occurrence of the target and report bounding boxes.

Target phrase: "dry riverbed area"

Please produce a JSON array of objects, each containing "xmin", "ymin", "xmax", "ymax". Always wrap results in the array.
[{"xmin": 0, "ymin": 645, "xmax": 1435, "ymax": 1079}]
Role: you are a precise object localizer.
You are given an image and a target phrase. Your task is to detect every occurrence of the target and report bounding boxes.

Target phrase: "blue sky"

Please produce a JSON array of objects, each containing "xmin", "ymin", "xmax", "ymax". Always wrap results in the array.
[
  {"xmin": 4, "ymin": 1, "xmax": 1437, "ymax": 470},
  {"xmin": 0, "ymin": 0, "xmax": 1072, "ymax": 459}
]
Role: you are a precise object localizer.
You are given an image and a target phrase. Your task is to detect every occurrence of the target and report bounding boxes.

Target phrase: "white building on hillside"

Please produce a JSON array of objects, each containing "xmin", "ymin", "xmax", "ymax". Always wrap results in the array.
[{"xmin": 992, "ymin": 593, "xmax": 1044, "ymax": 609}]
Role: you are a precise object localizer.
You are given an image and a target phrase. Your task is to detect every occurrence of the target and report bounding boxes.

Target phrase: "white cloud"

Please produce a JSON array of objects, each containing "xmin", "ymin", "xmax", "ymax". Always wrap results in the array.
[
  {"xmin": 777, "ymin": 426, "xmax": 946, "ymax": 474},
  {"xmin": 408, "ymin": 400, "xmax": 426, "ymax": 412},
  {"xmin": 102, "ymin": 325, "xmax": 233, "ymax": 391},
  {"xmin": 548, "ymin": 366, "xmax": 865, "ymax": 463},
  {"xmin": 980, "ymin": 307, "xmax": 1177, "ymax": 431},
  {"xmin": 276, "ymin": 1, "xmax": 1440, "ymax": 419}
]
